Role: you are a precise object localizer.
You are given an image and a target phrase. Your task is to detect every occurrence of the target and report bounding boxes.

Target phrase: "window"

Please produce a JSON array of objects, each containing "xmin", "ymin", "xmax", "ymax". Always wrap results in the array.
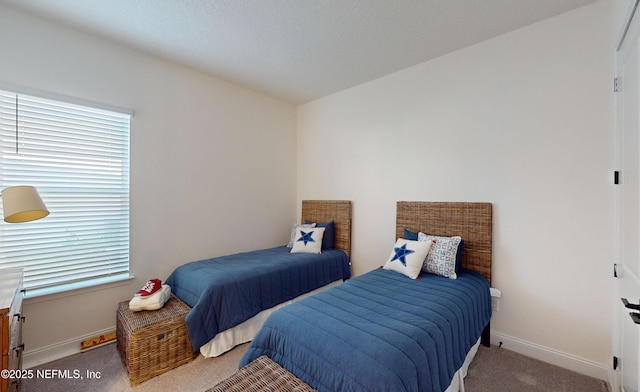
[{"xmin": 0, "ymin": 89, "xmax": 130, "ymax": 295}]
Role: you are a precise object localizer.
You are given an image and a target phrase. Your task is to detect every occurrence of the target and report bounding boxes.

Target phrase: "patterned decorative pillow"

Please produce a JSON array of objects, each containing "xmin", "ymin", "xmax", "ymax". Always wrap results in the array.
[
  {"xmin": 287, "ymin": 223, "xmax": 316, "ymax": 247},
  {"xmin": 383, "ymin": 238, "xmax": 433, "ymax": 279},
  {"xmin": 290, "ymin": 227, "xmax": 325, "ymax": 254},
  {"xmin": 418, "ymin": 232, "xmax": 462, "ymax": 279}
]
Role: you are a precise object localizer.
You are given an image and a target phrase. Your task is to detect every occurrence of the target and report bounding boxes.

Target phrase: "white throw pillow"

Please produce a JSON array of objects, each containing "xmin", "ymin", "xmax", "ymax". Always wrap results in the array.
[
  {"xmin": 383, "ymin": 238, "xmax": 433, "ymax": 279},
  {"xmin": 290, "ymin": 227, "xmax": 325, "ymax": 254},
  {"xmin": 287, "ymin": 223, "xmax": 316, "ymax": 247},
  {"xmin": 418, "ymin": 232, "xmax": 462, "ymax": 279}
]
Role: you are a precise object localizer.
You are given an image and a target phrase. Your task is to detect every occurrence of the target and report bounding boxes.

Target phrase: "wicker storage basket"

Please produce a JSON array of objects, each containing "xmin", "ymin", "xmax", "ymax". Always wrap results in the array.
[
  {"xmin": 208, "ymin": 355, "xmax": 317, "ymax": 392},
  {"xmin": 116, "ymin": 294, "xmax": 196, "ymax": 385}
]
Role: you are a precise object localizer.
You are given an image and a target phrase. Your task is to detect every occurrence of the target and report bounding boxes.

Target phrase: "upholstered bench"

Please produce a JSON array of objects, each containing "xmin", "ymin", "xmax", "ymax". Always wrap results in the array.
[{"xmin": 116, "ymin": 294, "xmax": 196, "ymax": 385}]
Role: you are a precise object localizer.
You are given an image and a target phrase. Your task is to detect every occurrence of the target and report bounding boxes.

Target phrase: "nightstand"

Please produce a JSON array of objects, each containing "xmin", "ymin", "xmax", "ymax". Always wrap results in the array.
[{"xmin": 0, "ymin": 268, "xmax": 24, "ymax": 392}]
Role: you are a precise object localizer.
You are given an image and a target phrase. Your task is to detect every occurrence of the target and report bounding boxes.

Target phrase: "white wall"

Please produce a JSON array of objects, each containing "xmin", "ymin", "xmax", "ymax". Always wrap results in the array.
[
  {"xmin": 0, "ymin": 0, "xmax": 616, "ymax": 381},
  {"xmin": 0, "ymin": 5, "xmax": 297, "ymax": 365},
  {"xmin": 298, "ymin": 1, "xmax": 614, "ymax": 380}
]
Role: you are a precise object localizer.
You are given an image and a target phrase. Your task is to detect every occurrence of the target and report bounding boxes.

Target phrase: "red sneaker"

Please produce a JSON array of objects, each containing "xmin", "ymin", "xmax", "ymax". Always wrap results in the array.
[{"xmin": 135, "ymin": 279, "xmax": 162, "ymax": 297}]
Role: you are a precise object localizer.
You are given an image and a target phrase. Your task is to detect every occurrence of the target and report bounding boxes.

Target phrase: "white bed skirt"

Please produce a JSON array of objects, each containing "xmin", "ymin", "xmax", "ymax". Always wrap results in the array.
[
  {"xmin": 199, "ymin": 279, "xmax": 344, "ymax": 358},
  {"xmin": 200, "ymin": 278, "xmax": 482, "ymax": 392},
  {"xmin": 445, "ymin": 338, "xmax": 481, "ymax": 392}
]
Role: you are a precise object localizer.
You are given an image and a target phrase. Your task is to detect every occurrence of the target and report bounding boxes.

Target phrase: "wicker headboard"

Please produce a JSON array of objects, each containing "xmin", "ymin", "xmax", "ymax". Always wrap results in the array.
[
  {"xmin": 301, "ymin": 200, "xmax": 352, "ymax": 260},
  {"xmin": 395, "ymin": 202, "xmax": 492, "ymax": 284}
]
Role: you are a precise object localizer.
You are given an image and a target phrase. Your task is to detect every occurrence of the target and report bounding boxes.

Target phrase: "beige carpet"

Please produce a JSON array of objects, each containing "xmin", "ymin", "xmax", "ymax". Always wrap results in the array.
[
  {"xmin": 20, "ymin": 342, "xmax": 608, "ymax": 392},
  {"xmin": 20, "ymin": 342, "xmax": 246, "ymax": 392},
  {"xmin": 464, "ymin": 345, "xmax": 609, "ymax": 392}
]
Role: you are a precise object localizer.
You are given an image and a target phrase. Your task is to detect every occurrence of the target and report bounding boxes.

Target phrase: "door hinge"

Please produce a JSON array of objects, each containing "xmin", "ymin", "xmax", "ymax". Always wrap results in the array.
[
  {"xmin": 613, "ymin": 355, "xmax": 619, "ymax": 370},
  {"xmin": 614, "ymin": 171, "xmax": 620, "ymax": 185},
  {"xmin": 614, "ymin": 77, "xmax": 623, "ymax": 92}
]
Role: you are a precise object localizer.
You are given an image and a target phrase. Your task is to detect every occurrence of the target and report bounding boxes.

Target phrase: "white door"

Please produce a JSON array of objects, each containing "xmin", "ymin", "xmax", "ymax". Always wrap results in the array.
[{"xmin": 615, "ymin": 2, "xmax": 640, "ymax": 391}]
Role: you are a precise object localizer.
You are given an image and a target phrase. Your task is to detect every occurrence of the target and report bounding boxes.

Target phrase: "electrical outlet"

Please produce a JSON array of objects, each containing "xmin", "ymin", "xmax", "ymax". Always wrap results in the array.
[{"xmin": 492, "ymin": 297, "xmax": 500, "ymax": 312}]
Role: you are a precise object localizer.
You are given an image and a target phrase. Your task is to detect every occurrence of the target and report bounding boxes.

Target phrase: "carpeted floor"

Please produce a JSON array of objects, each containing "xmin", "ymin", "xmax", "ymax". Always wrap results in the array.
[
  {"xmin": 20, "ymin": 341, "xmax": 245, "ymax": 392},
  {"xmin": 19, "ymin": 342, "xmax": 608, "ymax": 392},
  {"xmin": 464, "ymin": 345, "xmax": 609, "ymax": 392}
]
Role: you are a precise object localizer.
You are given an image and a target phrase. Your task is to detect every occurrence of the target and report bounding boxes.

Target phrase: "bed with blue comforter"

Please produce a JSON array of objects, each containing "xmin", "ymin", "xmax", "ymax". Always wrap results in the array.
[
  {"xmin": 167, "ymin": 245, "xmax": 350, "ymax": 351},
  {"xmin": 239, "ymin": 201, "xmax": 493, "ymax": 392},
  {"xmin": 240, "ymin": 268, "xmax": 491, "ymax": 392},
  {"xmin": 166, "ymin": 200, "xmax": 353, "ymax": 352}
]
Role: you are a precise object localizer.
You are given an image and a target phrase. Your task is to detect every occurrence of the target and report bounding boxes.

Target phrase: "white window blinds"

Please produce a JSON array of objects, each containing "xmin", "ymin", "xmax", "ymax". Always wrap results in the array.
[{"xmin": 0, "ymin": 89, "xmax": 130, "ymax": 294}]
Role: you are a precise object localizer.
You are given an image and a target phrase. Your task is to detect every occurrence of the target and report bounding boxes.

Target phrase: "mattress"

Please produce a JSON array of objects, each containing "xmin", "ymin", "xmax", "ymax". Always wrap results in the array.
[
  {"xmin": 240, "ymin": 268, "xmax": 491, "ymax": 392},
  {"xmin": 166, "ymin": 246, "xmax": 351, "ymax": 350}
]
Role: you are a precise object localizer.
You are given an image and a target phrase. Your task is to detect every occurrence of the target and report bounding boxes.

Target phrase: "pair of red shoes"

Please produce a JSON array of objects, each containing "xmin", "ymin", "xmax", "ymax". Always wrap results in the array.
[{"xmin": 135, "ymin": 278, "xmax": 162, "ymax": 297}]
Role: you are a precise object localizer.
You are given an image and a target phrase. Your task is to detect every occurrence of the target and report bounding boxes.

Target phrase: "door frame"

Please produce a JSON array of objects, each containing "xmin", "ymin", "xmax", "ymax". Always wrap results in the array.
[{"xmin": 614, "ymin": 2, "xmax": 640, "ymax": 391}]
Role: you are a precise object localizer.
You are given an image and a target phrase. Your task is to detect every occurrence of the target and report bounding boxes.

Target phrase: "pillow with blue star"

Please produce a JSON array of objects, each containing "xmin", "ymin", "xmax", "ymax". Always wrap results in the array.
[
  {"xmin": 290, "ymin": 226, "xmax": 326, "ymax": 254},
  {"xmin": 287, "ymin": 223, "xmax": 316, "ymax": 247},
  {"xmin": 383, "ymin": 238, "xmax": 433, "ymax": 279}
]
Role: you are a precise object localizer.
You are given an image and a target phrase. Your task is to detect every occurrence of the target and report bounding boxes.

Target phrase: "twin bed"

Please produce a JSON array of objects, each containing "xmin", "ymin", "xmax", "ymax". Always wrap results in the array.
[
  {"xmin": 166, "ymin": 200, "xmax": 353, "ymax": 357},
  {"xmin": 167, "ymin": 200, "xmax": 493, "ymax": 392},
  {"xmin": 240, "ymin": 201, "xmax": 493, "ymax": 392}
]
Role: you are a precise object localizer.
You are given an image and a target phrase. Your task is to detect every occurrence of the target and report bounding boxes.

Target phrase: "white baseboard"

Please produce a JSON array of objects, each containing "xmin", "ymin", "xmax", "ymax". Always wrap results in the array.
[
  {"xmin": 22, "ymin": 326, "xmax": 116, "ymax": 370},
  {"xmin": 490, "ymin": 331, "xmax": 609, "ymax": 382},
  {"xmin": 22, "ymin": 327, "xmax": 610, "ymax": 385}
]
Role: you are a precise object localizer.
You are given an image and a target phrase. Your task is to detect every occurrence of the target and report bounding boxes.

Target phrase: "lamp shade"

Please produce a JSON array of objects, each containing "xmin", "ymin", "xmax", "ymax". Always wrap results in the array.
[{"xmin": 2, "ymin": 185, "xmax": 49, "ymax": 223}]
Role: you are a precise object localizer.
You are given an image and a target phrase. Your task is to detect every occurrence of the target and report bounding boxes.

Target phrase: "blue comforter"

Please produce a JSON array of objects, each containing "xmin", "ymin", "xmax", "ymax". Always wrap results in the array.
[
  {"xmin": 240, "ymin": 268, "xmax": 491, "ymax": 392},
  {"xmin": 166, "ymin": 246, "xmax": 350, "ymax": 351}
]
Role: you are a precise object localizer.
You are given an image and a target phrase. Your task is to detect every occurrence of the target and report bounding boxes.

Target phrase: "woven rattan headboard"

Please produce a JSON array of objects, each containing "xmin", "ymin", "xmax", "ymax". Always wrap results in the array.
[
  {"xmin": 395, "ymin": 201, "xmax": 492, "ymax": 284},
  {"xmin": 301, "ymin": 200, "xmax": 352, "ymax": 260}
]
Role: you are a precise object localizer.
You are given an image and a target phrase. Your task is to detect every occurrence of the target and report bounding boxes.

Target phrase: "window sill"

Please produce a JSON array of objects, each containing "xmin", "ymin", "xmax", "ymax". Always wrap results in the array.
[{"xmin": 24, "ymin": 274, "xmax": 135, "ymax": 304}]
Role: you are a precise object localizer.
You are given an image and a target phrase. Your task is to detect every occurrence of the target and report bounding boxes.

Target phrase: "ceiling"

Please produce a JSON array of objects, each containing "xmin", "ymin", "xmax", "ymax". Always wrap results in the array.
[{"xmin": 3, "ymin": 0, "xmax": 598, "ymax": 104}]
